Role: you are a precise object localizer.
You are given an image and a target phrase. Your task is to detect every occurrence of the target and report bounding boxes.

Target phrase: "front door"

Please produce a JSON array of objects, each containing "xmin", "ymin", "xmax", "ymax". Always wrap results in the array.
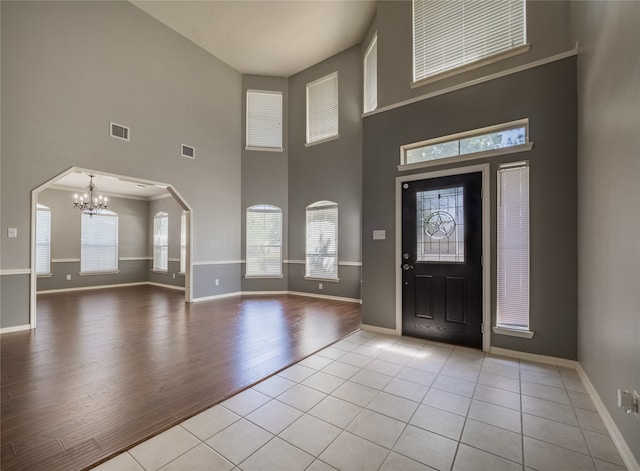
[{"xmin": 401, "ymin": 173, "xmax": 482, "ymax": 348}]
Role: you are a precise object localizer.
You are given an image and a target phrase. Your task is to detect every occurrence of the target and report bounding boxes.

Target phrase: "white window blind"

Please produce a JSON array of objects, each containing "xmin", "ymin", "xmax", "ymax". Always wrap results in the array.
[
  {"xmin": 413, "ymin": 0, "xmax": 526, "ymax": 82},
  {"xmin": 246, "ymin": 205, "xmax": 282, "ymax": 277},
  {"xmin": 306, "ymin": 72, "xmax": 339, "ymax": 144},
  {"xmin": 497, "ymin": 162, "xmax": 529, "ymax": 330},
  {"xmin": 36, "ymin": 204, "xmax": 51, "ymax": 274},
  {"xmin": 81, "ymin": 210, "xmax": 118, "ymax": 273},
  {"xmin": 305, "ymin": 201, "xmax": 338, "ymax": 280},
  {"xmin": 364, "ymin": 35, "xmax": 378, "ymax": 113},
  {"xmin": 246, "ymin": 90, "xmax": 283, "ymax": 149},
  {"xmin": 180, "ymin": 211, "xmax": 187, "ymax": 274},
  {"xmin": 153, "ymin": 212, "xmax": 168, "ymax": 271}
]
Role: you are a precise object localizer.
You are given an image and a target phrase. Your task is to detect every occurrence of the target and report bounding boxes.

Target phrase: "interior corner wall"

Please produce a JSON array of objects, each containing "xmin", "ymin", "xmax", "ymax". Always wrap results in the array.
[
  {"xmin": 362, "ymin": 57, "xmax": 578, "ymax": 359},
  {"xmin": 571, "ymin": 0, "xmax": 640, "ymax": 462},
  {"xmin": 287, "ymin": 46, "xmax": 363, "ymax": 301},
  {"xmin": 1, "ymin": 0, "xmax": 241, "ymax": 327},
  {"xmin": 241, "ymin": 75, "xmax": 289, "ymax": 293}
]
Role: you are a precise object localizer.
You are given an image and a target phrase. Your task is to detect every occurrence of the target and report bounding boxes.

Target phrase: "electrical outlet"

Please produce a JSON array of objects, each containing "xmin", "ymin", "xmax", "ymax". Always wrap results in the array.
[
  {"xmin": 319, "ymin": 283, "xmax": 323, "ymax": 290},
  {"xmin": 215, "ymin": 279, "xmax": 220, "ymax": 286},
  {"xmin": 66, "ymin": 274, "xmax": 71, "ymax": 280},
  {"xmin": 172, "ymin": 273, "xmax": 176, "ymax": 279}
]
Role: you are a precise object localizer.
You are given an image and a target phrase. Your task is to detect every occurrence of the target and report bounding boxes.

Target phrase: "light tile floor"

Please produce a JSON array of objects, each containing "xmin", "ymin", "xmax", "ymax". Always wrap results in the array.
[{"xmin": 93, "ymin": 331, "xmax": 627, "ymax": 471}]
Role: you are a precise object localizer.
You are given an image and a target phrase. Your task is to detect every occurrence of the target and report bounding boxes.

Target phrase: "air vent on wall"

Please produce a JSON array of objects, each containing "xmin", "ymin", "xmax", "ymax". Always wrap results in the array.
[
  {"xmin": 181, "ymin": 144, "xmax": 195, "ymax": 159},
  {"xmin": 110, "ymin": 122, "xmax": 130, "ymax": 141}
]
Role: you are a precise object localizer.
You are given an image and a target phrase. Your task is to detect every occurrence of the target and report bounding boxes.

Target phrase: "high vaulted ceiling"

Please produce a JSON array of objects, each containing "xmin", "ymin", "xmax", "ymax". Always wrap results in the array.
[{"xmin": 130, "ymin": 0, "xmax": 377, "ymax": 77}]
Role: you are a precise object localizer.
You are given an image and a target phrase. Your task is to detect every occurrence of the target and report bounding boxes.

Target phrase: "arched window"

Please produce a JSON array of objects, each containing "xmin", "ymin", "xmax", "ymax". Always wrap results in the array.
[
  {"xmin": 246, "ymin": 205, "xmax": 282, "ymax": 277},
  {"xmin": 35, "ymin": 204, "xmax": 51, "ymax": 275},
  {"xmin": 81, "ymin": 210, "xmax": 118, "ymax": 273},
  {"xmin": 153, "ymin": 211, "xmax": 169, "ymax": 272},
  {"xmin": 305, "ymin": 201, "xmax": 338, "ymax": 280}
]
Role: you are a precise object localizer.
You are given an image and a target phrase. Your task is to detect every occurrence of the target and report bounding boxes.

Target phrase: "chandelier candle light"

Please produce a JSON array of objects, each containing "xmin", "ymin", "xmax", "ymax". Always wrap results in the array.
[{"xmin": 73, "ymin": 174, "xmax": 108, "ymax": 216}]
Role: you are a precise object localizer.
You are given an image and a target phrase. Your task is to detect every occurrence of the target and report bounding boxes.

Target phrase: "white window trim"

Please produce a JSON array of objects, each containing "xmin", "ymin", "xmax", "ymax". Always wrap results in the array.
[
  {"xmin": 496, "ymin": 160, "xmax": 532, "ymax": 336},
  {"xmin": 306, "ymin": 72, "xmax": 339, "ymax": 146},
  {"xmin": 399, "ymin": 119, "xmax": 532, "ymax": 171},
  {"xmin": 305, "ymin": 201, "xmax": 339, "ymax": 281},
  {"xmin": 246, "ymin": 89, "xmax": 283, "ymax": 151},
  {"xmin": 411, "ymin": 44, "xmax": 531, "ymax": 89},
  {"xmin": 35, "ymin": 204, "xmax": 51, "ymax": 276},
  {"xmin": 245, "ymin": 204, "xmax": 283, "ymax": 278}
]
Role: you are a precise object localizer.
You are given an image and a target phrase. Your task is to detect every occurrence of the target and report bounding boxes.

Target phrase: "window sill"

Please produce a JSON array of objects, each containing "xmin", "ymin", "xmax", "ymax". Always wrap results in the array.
[
  {"xmin": 245, "ymin": 146, "xmax": 284, "ymax": 153},
  {"xmin": 398, "ymin": 142, "xmax": 533, "ymax": 172},
  {"xmin": 79, "ymin": 270, "xmax": 120, "ymax": 276},
  {"xmin": 151, "ymin": 269, "xmax": 168, "ymax": 274},
  {"xmin": 244, "ymin": 275, "xmax": 284, "ymax": 279},
  {"xmin": 411, "ymin": 43, "xmax": 531, "ymax": 89},
  {"xmin": 304, "ymin": 276, "xmax": 339, "ymax": 283},
  {"xmin": 493, "ymin": 326, "xmax": 535, "ymax": 339},
  {"xmin": 305, "ymin": 134, "xmax": 340, "ymax": 148},
  {"xmin": 36, "ymin": 273, "xmax": 53, "ymax": 278}
]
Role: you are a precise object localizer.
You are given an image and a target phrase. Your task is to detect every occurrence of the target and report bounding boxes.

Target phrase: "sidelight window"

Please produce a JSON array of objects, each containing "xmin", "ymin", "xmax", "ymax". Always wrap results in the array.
[{"xmin": 305, "ymin": 201, "xmax": 338, "ymax": 280}]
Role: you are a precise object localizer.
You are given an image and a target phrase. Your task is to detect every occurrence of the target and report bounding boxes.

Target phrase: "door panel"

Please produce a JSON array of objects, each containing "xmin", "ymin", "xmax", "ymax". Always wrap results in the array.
[{"xmin": 402, "ymin": 173, "xmax": 482, "ymax": 348}]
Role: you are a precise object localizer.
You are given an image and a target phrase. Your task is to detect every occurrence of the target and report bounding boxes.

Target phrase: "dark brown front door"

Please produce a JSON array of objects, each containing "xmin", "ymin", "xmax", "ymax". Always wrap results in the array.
[{"xmin": 401, "ymin": 172, "xmax": 483, "ymax": 348}]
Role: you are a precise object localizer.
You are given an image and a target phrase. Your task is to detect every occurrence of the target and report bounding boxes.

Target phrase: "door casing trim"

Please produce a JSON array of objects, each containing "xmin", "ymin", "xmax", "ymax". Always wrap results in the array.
[{"xmin": 395, "ymin": 163, "xmax": 491, "ymax": 352}]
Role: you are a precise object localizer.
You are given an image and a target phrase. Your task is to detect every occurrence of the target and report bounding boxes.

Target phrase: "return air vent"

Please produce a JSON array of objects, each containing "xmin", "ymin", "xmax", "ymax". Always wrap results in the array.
[
  {"xmin": 181, "ymin": 144, "xmax": 195, "ymax": 159},
  {"xmin": 110, "ymin": 122, "xmax": 130, "ymax": 141}
]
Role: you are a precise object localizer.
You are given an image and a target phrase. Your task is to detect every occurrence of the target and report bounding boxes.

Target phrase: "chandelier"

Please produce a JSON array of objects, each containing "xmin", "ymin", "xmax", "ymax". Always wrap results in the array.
[{"xmin": 73, "ymin": 174, "xmax": 108, "ymax": 216}]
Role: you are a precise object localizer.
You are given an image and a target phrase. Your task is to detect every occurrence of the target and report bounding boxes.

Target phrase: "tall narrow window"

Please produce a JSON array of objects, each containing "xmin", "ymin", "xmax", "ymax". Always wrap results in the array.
[
  {"xmin": 413, "ymin": 0, "xmax": 526, "ymax": 82},
  {"xmin": 246, "ymin": 205, "xmax": 282, "ymax": 277},
  {"xmin": 497, "ymin": 162, "xmax": 530, "ymax": 331},
  {"xmin": 246, "ymin": 90, "xmax": 283, "ymax": 150},
  {"xmin": 305, "ymin": 201, "xmax": 338, "ymax": 280},
  {"xmin": 153, "ymin": 212, "xmax": 169, "ymax": 272},
  {"xmin": 306, "ymin": 72, "xmax": 339, "ymax": 145},
  {"xmin": 364, "ymin": 34, "xmax": 378, "ymax": 113},
  {"xmin": 81, "ymin": 210, "xmax": 118, "ymax": 273},
  {"xmin": 180, "ymin": 211, "xmax": 187, "ymax": 274},
  {"xmin": 35, "ymin": 204, "xmax": 51, "ymax": 275}
]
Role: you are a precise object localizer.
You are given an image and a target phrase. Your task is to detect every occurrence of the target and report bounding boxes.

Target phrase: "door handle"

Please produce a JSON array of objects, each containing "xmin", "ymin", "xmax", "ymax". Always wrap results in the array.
[{"xmin": 402, "ymin": 264, "xmax": 414, "ymax": 271}]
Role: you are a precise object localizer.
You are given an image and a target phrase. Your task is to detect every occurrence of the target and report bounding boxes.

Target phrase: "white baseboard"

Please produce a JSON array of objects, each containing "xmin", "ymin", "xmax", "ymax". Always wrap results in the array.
[
  {"xmin": 146, "ymin": 282, "xmax": 185, "ymax": 291},
  {"xmin": 191, "ymin": 291, "xmax": 242, "ymax": 303},
  {"xmin": 242, "ymin": 291, "xmax": 289, "ymax": 296},
  {"xmin": 287, "ymin": 291, "xmax": 361, "ymax": 304},
  {"xmin": 577, "ymin": 363, "xmax": 640, "ymax": 471},
  {"xmin": 489, "ymin": 346, "xmax": 578, "ymax": 369},
  {"xmin": 0, "ymin": 324, "xmax": 32, "ymax": 334},
  {"xmin": 361, "ymin": 323, "xmax": 400, "ymax": 336},
  {"xmin": 37, "ymin": 282, "xmax": 149, "ymax": 294}
]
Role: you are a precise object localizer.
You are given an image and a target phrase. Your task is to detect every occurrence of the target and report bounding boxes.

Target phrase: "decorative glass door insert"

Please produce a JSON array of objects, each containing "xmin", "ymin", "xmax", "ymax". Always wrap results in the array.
[{"xmin": 416, "ymin": 186, "xmax": 464, "ymax": 262}]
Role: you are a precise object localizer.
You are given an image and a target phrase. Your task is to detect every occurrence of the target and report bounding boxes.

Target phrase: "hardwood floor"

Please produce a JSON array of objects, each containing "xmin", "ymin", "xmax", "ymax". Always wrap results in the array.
[{"xmin": 0, "ymin": 286, "xmax": 362, "ymax": 470}]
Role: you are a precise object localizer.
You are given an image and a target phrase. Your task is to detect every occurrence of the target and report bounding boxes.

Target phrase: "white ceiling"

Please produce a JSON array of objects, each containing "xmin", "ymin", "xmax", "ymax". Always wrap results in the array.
[
  {"xmin": 53, "ymin": 172, "xmax": 169, "ymax": 200},
  {"xmin": 130, "ymin": 0, "xmax": 377, "ymax": 77}
]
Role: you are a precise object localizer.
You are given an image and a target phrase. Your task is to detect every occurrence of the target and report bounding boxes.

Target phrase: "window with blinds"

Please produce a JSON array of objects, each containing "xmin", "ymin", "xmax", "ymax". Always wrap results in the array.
[
  {"xmin": 36, "ymin": 204, "xmax": 51, "ymax": 275},
  {"xmin": 246, "ymin": 90, "xmax": 283, "ymax": 150},
  {"xmin": 305, "ymin": 201, "xmax": 338, "ymax": 280},
  {"xmin": 81, "ymin": 210, "xmax": 118, "ymax": 273},
  {"xmin": 413, "ymin": 0, "xmax": 526, "ymax": 82},
  {"xmin": 153, "ymin": 212, "xmax": 169, "ymax": 272},
  {"xmin": 306, "ymin": 72, "xmax": 339, "ymax": 145},
  {"xmin": 180, "ymin": 211, "xmax": 187, "ymax": 274},
  {"xmin": 497, "ymin": 162, "xmax": 529, "ymax": 330},
  {"xmin": 364, "ymin": 35, "xmax": 378, "ymax": 113},
  {"xmin": 246, "ymin": 205, "xmax": 282, "ymax": 277}
]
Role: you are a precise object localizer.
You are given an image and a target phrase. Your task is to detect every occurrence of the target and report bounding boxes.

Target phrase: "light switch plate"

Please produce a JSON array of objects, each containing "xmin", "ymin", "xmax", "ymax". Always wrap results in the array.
[
  {"xmin": 373, "ymin": 230, "xmax": 386, "ymax": 240},
  {"xmin": 7, "ymin": 228, "xmax": 17, "ymax": 238}
]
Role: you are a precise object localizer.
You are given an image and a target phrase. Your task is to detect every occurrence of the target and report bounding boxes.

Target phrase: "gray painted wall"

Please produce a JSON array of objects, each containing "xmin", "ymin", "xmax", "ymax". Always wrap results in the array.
[
  {"xmin": 1, "ymin": 1, "xmax": 240, "ymax": 326},
  {"xmin": 36, "ymin": 188, "xmax": 151, "ymax": 290},
  {"xmin": 288, "ymin": 46, "xmax": 363, "ymax": 300},
  {"xmin": 241, "ymin": 75, "xmax": 289, "ymax": 293},
  {"xmin": 362, "ymin": 58, "xmax": 578, "ymax": 359},
  {"xmin": 571, "ymin": 1, "xmax": 640, "ymax": 462},
  {"xmin": 374, "ymin": 1, "xmax": 573, "ymax": 109}
]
